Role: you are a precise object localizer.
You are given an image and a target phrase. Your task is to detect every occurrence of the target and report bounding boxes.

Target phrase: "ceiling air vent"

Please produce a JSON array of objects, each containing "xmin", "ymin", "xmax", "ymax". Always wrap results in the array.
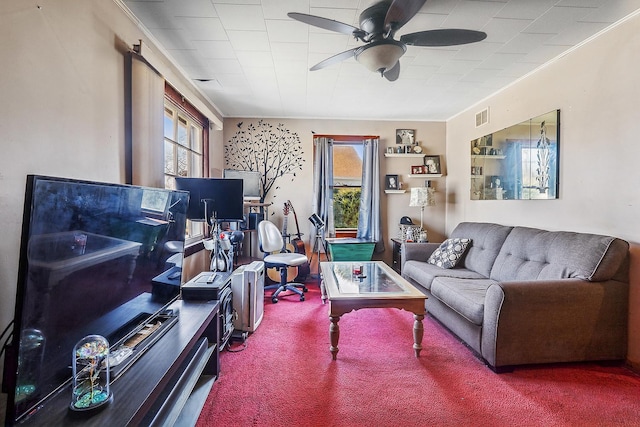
[{"xmin": 475, "ymin": 108, "xmax": 489, "ymax": 127}]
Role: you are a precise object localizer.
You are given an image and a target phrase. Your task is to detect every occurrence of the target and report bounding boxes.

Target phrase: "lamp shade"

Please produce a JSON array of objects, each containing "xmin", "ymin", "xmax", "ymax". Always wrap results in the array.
[
  {"xmin": 409, "ymin": 187, "xmax": 435, "ymax": 207},
  {"xmin": 355, "ymin": 40, "xmax": 406, "ymax": 73}
]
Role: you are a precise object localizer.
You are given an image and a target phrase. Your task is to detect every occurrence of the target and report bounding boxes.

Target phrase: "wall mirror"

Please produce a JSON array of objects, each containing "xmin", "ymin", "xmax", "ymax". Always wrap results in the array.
[{"xmin": 470, "ymin": 109, "xmax": 559, "ymax": 200}]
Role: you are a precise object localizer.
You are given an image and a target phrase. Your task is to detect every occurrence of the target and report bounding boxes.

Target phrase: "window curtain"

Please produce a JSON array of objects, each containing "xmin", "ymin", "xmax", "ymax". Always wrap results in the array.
[
  {"xmin": 310, "ymin": 137, "xmax": 334, "ymax": 245},
  {"xmin": 125, "ymin": 52, "xmax": 165, "ymax": 188},
  {"xmin": 357, "ymin": 138, "xmax": 384, "ymax": 253}
]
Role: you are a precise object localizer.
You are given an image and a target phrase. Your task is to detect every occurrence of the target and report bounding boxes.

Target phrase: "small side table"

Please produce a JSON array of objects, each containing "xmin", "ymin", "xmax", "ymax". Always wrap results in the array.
[{"xmin": 391, "ymin": 238, "xmax": 427, "ymax": 274}]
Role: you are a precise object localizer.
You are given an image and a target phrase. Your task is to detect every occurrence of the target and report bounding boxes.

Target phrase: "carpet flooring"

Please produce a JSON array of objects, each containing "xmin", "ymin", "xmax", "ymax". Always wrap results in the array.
[{"xmin": 197, "ymin": 285, "xmax": 640, "ymax": 426}]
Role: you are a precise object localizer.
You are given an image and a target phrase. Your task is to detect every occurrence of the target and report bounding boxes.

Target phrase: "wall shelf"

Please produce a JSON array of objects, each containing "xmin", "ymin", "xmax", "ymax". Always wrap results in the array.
[
  {"xmin": 471, "ymin": 155, "xmax": 506, "ymax": 159},
  {"xmin": 407, "ymin": 174, "xmax": 443, "ymax": 178},
  {"xmin": 384, "ymin": 189, "xmax": 407, "ymax": 194},
  {"xmin": 384, "ymin": 153, "xmax": 425, "ymax": 158}
]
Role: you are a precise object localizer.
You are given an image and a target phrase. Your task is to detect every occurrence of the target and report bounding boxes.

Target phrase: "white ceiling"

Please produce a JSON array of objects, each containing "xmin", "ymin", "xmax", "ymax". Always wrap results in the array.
[{"xmin": 122, "ymin": 0, "xmax": 640, "ymax": 121}]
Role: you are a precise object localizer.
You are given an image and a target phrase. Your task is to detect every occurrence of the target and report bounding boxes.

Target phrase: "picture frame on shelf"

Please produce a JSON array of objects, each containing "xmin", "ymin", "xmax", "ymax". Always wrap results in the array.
[
  {"xmin": 386, "ymin": 147, "xmax": 394, "ymax": 154},
  {"xmin": 396, "ymin": 129, "xmax": 415, "ymax": 145},
  {"xmin": 423, "ymin": 155, "xmax": 441, "ymax": 174},
  {"xmin": 385, "ymin": 174, "xmax": 399, "ymax": 190},
  {"xmin": 411, "ymin": 165, "xmax": 424, "ymax": 174}
]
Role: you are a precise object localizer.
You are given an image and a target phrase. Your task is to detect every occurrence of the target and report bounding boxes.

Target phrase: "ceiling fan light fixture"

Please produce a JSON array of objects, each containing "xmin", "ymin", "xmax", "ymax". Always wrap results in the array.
[{"xmin": 355, "ymin": 40, "xmax": 406, "ymax": 74}]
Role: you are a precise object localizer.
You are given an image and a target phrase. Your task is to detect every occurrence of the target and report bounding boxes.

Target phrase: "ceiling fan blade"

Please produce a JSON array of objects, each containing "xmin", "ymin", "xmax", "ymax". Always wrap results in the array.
[
  {"xmin": 310, "ymin": 48, "xmax": 358, "ymax": 71},
  {"xmin": 384, "ymin": 0, "xmax": 427, "ymax": 34},
  {"xmin": 400, "ymin": 29, "xmax": 487, "ymax": 46},
  {"xmin": 383, "ymin": 61, "xmax": 401, "ymax": 81},
  {"xmin": 288, "ymin": 12, "xmax": 365, "ymax": 38}
]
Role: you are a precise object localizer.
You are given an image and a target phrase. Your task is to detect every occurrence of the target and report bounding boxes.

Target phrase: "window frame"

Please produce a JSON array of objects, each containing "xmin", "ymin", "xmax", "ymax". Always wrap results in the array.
[{"xmin": 163, "ymin": 83, "xmax": 209, "ymax": 242}]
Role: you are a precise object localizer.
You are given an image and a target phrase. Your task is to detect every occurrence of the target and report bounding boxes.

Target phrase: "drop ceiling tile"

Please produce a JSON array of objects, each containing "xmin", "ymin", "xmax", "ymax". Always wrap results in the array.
[
  {"xmin": 401, "ymin": 64, "xmax": 439, "ymax": 79},
  {"xmin": 164, "ymin": 0, "xmax": 217, "ymax": 18},
  {"xmin": 479, "ymin": 52, "xmax": 527, "ymax": 69},
  {"xmin": 454, "ymin": 42, "xmax": 502, "ymax": 61},
  {"xmin": 202, "ymin": 58, "xmax": 244, "ymax": 74},
  {"xmin": 176, "ymin": 17, "xmax": 228, "ymax": 40},
  {"xmin": 262, "ymin": 0, "xmax": 308, "ymax": 19},
  {"xmin": 124, "ymin": 2, "xmax": 178, "ymax": 29},
  {"xmin": 266, "ymin": 20, "xmax": 309, "ymax": 43},
  {"xmin": 442, "ymin": 1, "xmax": 507, "ymax": 31},
  {"xmin": 149, "ymin": 29, "xmax": 197, "ymax": 50},
  {"xmin": 235, "ymin": 50, "xmax": 275, "ymax": 68},
  {"xmin": 498, "ymin": 32, "xmax": 556, "ymax": 54},
  {"xmin": 524, "ymin": 6, "xmax": 595, "ymax": 34},
  {"xmin": 495, "ymin": 0, "xmax": 557, "ymax": 20},
  {"xmin": 270, "ymin": 42, "xmax": 309, "ymax": 61},
  {"xmin": 546, "ymin": 21, "xmax": 610, "ymax": 45},
  {"xmin": 227, "ymin": 30, "xmax": 270, "ymax": 51},
  {"xmin": 482, "ymin": 17, "xmax": 533, "ymax": 43},
  {"xmin": 213, "ymin": 0, "xmax": 261, "ymax": 4},
  {"xmin": 214, "ymin": 4, "xmax": 267, "ymax": 31},
  {"xmin": 583, "ymin": 2, "xmax": 640, "ymax": 23},
  {"xmin": 310, "ymin": 0, "xmax": 360, "ymax": 9},
  {"xmin": 411, "ymin": 48, "xmax": 461, "ymax": 66},
  {"xmin": 192, "ymin": 40, "xmax": 236, "ymax": 59},
  {"xmin": 214, "ymin": 73, "xmax": 250, "ymax": 88}
]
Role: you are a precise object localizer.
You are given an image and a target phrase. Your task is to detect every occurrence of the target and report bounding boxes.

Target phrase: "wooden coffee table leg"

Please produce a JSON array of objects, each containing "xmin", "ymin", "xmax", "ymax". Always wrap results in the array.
[
  {"xmin": 330, "ymin": 315, "xmax": 340, "ymax": 360},
  {"xmin": 413, "ymin": 313, "xmax": 424, "ymax": 357}
]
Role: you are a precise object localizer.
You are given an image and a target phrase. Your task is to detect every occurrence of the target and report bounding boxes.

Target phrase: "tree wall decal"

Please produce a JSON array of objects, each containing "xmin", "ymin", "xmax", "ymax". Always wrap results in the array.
[{"xmin": 224, "ymin": 120, "xmax": 305, "ymax": 204}]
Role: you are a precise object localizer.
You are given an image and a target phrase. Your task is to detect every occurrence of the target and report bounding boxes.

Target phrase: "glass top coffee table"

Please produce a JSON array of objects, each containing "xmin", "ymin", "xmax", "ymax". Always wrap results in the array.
[{"xmin": 319, "ymin": 261, "xmax": 427, "ymax": 360}]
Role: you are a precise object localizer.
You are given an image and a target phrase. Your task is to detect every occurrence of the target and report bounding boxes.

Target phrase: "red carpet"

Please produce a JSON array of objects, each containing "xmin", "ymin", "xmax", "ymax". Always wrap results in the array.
[{"xmin": 197, "ymin": 285, "xmax": 640, "ymax": 426}]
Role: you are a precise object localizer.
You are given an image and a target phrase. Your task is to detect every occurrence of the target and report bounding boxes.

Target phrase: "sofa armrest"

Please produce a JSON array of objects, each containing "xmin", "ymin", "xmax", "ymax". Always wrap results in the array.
[
  {"xmin": 482, "ymin": 279, "xmax": 628, "ymax": 368},
  {"xmin": 401, "ymin": 242, "xmax": 439, "ymax": 271}
]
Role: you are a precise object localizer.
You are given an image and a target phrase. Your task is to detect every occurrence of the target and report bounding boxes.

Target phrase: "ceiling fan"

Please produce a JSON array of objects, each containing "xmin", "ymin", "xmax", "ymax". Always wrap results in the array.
[{"xmin": 288, "ymin": 0, "xmax": 487, "ymax": 81}]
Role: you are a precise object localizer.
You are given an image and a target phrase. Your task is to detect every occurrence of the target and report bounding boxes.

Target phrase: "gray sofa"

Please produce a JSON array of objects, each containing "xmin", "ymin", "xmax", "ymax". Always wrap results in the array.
[{"xmin": 401, "ymin": 222, "xmax": 629, "ymax": 372}]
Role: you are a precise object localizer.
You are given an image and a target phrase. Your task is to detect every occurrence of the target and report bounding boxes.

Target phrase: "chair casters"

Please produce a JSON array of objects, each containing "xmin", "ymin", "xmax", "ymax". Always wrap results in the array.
[{"xmin": 272, "ymin": 296, "xmax": 278, "ymax": 304}]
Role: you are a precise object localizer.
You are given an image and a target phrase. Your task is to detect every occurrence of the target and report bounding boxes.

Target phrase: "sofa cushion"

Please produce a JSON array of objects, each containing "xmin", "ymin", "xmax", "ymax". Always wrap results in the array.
[
  {"xmin": 450, "ymin": 222, "xmax": 513, "ymax": 277},
  {"xmin": 402, "ymin": 260, "xmax": 486, "ymax": 291},
  {"xmin": 430, "ymin": 277, "xmax": 497, "ymax": 326},
  {"xmin": 490, "ymin": 227, "xmax": 630, "ymax": 282},
  {"xmin": 427, "ymin": 238, "xmax": 471, "ymax": 268}
]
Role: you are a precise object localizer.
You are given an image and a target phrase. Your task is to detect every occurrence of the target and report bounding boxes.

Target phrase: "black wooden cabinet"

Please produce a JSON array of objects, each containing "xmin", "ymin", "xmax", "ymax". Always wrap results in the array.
[{"xmin": 16, "ymin": 299, "xmax": 220, "ymax": 426}]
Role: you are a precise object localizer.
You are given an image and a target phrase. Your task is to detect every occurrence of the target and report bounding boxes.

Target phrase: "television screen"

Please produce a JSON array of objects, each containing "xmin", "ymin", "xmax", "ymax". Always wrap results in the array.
[
  {"xmin": 175, "ymin": 177, "xmax": 244, "ymax": 222},
  {"xmin": 3, "ymin": 176, "xmax": 189, "ymax": 424},
  {"xmin": 223, "ymin": 169, "xmax": 261, "ymax": 199}
]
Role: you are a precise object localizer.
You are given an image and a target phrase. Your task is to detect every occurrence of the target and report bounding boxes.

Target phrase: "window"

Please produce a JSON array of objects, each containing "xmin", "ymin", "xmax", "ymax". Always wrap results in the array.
[
  {"xmin": 332, "ymin": 143, "xmax": 364, "ymax": 230},
  {"xmin": 163, "ymin": 84, "xmax": 208, "ymax": 239}
]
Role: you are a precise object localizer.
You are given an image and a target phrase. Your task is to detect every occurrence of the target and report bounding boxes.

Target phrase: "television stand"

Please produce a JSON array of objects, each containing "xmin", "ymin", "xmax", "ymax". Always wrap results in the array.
[{"xmin": 14, "ymin": 299, "xmax": 220, "ymax": 426}]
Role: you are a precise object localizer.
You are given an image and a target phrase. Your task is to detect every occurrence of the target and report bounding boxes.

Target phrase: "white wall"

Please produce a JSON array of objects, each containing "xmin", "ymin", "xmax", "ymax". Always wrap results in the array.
[
  {"xmin": 0, "ymin": 0, "xmax": 223, "ymax": 392},
  {"xmin": 221, "ymin": 118, "xmax": 447, "ymax": 265},
  {"xmin": 446, "ymin": 12, "xmax": 640, "ymax": 368}
]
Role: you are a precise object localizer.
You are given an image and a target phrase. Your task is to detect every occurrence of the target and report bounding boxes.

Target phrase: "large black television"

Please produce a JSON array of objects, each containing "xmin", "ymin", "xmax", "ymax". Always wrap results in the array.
[
  {"xmin": 2, "ymin": 175, "xmax": 189, "ymax": 425},
  {"xmin": 175, "ymin": 177, "xmax": 244, "ymax": 222}
]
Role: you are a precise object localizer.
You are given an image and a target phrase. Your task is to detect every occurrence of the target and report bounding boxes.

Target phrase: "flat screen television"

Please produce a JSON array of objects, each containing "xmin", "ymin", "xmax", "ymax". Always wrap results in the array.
[
  {"xmin": 175, "ymin": 177, "xmax": 244, "ymax": 222},
  {"xmin": 2, "ymin": 175, "xmax": 189, "ymax": 425}
]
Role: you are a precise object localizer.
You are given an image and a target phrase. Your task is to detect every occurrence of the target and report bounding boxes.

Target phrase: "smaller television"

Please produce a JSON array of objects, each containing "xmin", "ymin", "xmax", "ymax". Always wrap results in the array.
[
  {"xmin": 223, "ymin": 169, "xmax": 261, "ymax": 200},
  {"xmin": 175, "ymin": 177, "xmax": 244, "ymax": 223}
]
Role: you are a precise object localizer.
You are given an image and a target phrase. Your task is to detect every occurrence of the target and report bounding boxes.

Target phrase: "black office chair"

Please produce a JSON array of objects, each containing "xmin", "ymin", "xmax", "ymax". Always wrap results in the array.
[{"xmin": 258, "ymin": 220, "xmax": 308, "ymax": 303}]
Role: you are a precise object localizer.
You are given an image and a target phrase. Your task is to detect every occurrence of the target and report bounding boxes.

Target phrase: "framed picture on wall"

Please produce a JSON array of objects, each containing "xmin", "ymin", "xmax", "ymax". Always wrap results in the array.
[
  {"xmin": 423, "ymin": 155, "xmax": 441, "ymax": 174},
  {"xmin": 385, "ymin": 174, "xmax": 399, "ymax": 190},
  {"xmin": 396, "ymin": 129, "xmax": 415, "ymax": 145}
]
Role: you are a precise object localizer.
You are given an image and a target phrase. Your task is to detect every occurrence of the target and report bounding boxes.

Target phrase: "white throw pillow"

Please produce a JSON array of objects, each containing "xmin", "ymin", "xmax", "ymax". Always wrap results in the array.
[{"xmin": 427, "ymin": 238, "xmax": 471, "ymax": 269}]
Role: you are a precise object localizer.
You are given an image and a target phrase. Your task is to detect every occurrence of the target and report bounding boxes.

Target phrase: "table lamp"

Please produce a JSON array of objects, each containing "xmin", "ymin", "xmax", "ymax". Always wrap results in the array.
[{"xmin": 409, "ymin": 187, "xmax": 435, "ymax": 229}]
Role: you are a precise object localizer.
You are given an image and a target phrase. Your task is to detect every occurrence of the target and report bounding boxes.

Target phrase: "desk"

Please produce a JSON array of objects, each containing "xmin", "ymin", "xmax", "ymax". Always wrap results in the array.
[{"xmin": 324, "ymin": 238, "xmax": 376, "ymax": 261}]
